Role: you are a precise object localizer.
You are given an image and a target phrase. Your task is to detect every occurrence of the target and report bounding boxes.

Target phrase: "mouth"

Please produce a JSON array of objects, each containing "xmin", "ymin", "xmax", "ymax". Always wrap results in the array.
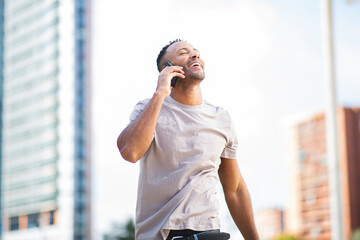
[{"xmin": 189, "ymin": 61, "xmax": 201, "ymax": 69}]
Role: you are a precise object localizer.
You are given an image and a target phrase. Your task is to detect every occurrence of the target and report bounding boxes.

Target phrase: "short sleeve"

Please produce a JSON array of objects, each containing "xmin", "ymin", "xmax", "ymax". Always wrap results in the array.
[
  {"xmin": 129, "ymin": 98, "xmax": 150, "ymax": 123},
  {"xmin": 220, "ymin": 113, "xmax": 238, "ymax": 159}
]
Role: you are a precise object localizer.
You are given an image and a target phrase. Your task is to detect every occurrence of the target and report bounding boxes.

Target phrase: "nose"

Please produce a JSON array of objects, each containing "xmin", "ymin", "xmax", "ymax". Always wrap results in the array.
[{"xmin": 190, "ymin": 51, "xmax": 200, "ymax": 59}]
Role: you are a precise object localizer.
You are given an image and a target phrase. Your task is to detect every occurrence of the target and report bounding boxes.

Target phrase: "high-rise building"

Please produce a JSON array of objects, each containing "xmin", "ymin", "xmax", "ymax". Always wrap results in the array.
[
  {"xmin": 0, "ymin": 1, "xmax": 92, "ymax": 240},
  {"xmin": 255, "ymin": 207, "xmax": 284, "ymax": 240},
  {"xmin": 286, "ymin": 107, "xmax": 360, "ymax": 240},
  {"xmin": 0, "ymin": 0, "xmax": 4, "ymax": 237}
]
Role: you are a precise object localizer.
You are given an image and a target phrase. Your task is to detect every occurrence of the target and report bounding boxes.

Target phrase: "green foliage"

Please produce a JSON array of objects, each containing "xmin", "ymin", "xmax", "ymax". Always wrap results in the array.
[
  {"xmin": 352, "ymin": 228, "xmax": 360, "ymax": 240},
  {"xmin": 103, "ymin": 218, "xmax": 135, "ymax": 240},
  {"xmin": 273, "ymin": 234, "xmax": 298, "ymax": 240}
]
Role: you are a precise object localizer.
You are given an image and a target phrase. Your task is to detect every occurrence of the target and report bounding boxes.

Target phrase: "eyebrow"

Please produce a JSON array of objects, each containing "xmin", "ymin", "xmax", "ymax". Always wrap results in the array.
[{"xmin": 176, "ymin": 47, "xmax": 200, "ymax": 53}]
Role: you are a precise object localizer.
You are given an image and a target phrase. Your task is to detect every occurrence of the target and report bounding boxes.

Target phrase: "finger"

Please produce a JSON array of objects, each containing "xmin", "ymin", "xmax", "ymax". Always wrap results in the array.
[
  {"xmin": 171, "ymin": 66, "xmax": 184, "ymax": 74},
  {"xmin": 165, "ymin": 65, "xmax": 183, "ymax": 71},
  {"xmin": 162, "ymin": 68, "xmax": 184, "ymax": 77},
  {"xmin": 172, "ymin": 66, "xmax": 183, "ymax": 70},
  {"xmin": 171, "ymin": 72, "xmax": 185, "ymax": 79}
]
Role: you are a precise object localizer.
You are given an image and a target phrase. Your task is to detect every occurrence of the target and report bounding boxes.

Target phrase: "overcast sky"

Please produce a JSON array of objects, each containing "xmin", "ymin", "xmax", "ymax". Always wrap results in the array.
[{"xmin": 91, "ymin": 0, "xmax": 360, "ymax": 239}]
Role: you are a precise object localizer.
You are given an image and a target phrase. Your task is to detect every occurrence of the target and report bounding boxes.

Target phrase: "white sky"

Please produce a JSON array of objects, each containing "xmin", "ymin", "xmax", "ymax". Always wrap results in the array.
[{"xmin": 91, "ymin": 0, "xmax": 360, "ymax": 239}]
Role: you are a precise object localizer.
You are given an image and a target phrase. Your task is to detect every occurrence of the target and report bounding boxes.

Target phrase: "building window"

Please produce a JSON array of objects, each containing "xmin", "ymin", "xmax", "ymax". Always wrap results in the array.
[
  {"xmin": 320, "ymin": 155, "xmax": 327, "ymax": 165},
  {"xmin": 28, "ymin": 213, "xmax": 40, "ymax": 228},
  {"xmin": 299, "ymin": 150, "xmax": 306, "ymax": 161},
  {"xmin": 49, "ymin": 210, "xmax": 55, "ymax": 225},
  {"xmin": 10, "ymin": 216, "xmax": 19, "ymax": 231}
]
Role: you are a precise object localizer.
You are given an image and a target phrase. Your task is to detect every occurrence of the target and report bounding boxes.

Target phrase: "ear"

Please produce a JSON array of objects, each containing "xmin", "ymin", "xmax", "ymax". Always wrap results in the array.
[{"xmin": 161, "ymin": 60, "xmax": 169, "ymax": 70}]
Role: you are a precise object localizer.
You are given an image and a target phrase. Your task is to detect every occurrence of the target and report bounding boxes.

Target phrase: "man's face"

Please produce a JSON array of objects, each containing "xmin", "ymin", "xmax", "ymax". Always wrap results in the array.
[{"xmin": 163, "ymin": 41, "xmax": 205, "ymax": 81}]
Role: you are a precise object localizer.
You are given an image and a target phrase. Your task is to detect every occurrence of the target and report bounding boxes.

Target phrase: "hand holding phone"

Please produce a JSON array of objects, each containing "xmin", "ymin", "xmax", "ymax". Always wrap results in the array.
[{"xmin": 164, "ymin": 61, "xmax": 179, "ymax": 88}]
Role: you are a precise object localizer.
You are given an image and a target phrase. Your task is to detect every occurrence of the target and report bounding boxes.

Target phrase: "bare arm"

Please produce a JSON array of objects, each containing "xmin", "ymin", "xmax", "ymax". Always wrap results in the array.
[
  {"xmin": 117, "ymin": 66, "xmax": 184, "ymax": 163},
  {"xmin": 218, "ymin": 158, "xmax": 259, "ymax": 240}
]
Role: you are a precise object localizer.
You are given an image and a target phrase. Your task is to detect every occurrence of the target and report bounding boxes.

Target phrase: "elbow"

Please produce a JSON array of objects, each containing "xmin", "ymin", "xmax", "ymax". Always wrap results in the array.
[
  {"xmin": 117, "ymin": 141, "xmax": 141, "ymax": 163},
  {"xmin": 117, "ymin": 134, "xmax": 143, "ymax": 163},
  {"xmin": 120, "ymin": 149, "xmax": 141, "ymax": 163}
]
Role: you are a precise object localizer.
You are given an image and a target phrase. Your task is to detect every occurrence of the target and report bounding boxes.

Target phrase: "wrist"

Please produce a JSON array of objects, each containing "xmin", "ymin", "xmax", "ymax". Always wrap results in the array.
[{"xmin": 153, "ymin": 91, "xmax": 168, "ymax": 102}]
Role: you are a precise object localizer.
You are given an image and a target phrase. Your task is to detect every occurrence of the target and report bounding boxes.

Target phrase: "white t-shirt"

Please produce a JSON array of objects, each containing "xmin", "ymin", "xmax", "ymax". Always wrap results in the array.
[{"xmin": 129, "ymin": 96, "xmax": 238, "ymax": 240}]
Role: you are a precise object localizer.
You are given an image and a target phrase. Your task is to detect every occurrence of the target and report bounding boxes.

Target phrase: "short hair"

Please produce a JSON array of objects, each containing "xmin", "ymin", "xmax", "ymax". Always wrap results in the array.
[{"xmin": 156, "ymin": 39, "xmax": 184, "ymax": 72}]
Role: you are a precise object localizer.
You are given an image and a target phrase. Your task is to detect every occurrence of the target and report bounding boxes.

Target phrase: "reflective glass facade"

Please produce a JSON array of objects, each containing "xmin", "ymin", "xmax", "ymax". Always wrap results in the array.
[
  {"xmin": 73, "ymin": 0, "xmax": 90, "ymax": 239},
  {"xmin": 0, "ymin": 0, "xmax": 4, "ymax": 237},
  {"xmin": 0, "ymin": 1, "xmax": 91, "ymax": 239}
]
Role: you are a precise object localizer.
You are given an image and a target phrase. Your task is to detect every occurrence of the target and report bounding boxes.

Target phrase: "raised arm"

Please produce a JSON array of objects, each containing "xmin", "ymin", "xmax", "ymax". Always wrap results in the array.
[
  {"xmin": 218, "ymin": 158, "xmax": 259, "ymax": 240},
  {"xmin": 117, "ymin": 65, "xmax": 184, "ymax": 163}
]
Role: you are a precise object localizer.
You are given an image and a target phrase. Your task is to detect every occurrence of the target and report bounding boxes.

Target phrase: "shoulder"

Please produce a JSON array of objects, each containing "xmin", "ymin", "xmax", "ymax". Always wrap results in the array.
[
  {"xmin": 133, "ymin": 98, "xmax": 151, "ymax": 110},
  {"xmin": 136, "ymin": 98, "xmax": 151, "ymax": 106},
  {"xmin": 129, "ymin": 98, "xmax": 151, "ymax": 121}
]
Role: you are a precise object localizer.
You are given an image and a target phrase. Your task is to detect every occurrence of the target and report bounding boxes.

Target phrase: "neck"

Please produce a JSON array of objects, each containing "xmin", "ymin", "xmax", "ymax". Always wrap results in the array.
[{"xmin": 170, "ymin": 83, "xmax": 202, "ymax": 106}]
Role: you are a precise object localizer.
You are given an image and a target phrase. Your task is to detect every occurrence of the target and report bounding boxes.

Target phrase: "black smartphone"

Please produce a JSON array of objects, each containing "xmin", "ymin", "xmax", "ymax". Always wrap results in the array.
[{"xmin": 165, "ymin": 61, "xmax": 179, "ymax": 88}]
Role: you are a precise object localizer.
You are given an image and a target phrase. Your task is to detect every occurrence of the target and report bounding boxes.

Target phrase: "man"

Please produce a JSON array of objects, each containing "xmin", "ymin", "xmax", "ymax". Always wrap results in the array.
[{"xmin": 117, "ymin": 40, "xmax": 259, "ymax": 240}]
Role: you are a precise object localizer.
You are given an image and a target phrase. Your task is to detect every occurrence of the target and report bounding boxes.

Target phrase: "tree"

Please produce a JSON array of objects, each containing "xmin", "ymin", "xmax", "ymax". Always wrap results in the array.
[
  {"xmin": 273, "ymin": 234, "xmax": 299, "ymax": 240},
  {"xmin": 103, "ymin": 218, "xmax": 135, "ymax": 240},
  {"xmin": 352, "ymin": 228, "xmax": 360, "ymax": 240}
]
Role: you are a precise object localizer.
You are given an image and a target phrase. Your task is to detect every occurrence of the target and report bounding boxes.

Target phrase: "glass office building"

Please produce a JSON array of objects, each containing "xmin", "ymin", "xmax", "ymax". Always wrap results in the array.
[
  {"xmin": 0, "ymin": 1, "xmax": 92, "ymax": 239},
  {"xmin": 0, "ymin": 0, "xmax": 4, "ymax": 238}
]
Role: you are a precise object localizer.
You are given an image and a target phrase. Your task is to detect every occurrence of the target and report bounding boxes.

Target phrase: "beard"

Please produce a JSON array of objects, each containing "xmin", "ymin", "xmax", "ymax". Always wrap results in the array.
[{"xmin": 185, "ymin": 69, "xmax": 205, "ymax": 81}]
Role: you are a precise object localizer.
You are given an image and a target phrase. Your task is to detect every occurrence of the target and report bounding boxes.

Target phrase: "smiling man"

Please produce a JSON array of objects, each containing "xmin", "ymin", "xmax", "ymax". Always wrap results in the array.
[{"xmin": 117, "ymin": 39, "xmax": 259, "ymax": 240}]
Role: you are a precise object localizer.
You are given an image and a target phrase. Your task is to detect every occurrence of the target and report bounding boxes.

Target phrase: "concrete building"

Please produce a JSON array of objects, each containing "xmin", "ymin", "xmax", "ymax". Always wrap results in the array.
[
  {"xmin": 286, "ymin": 107, "xmax": 360, "ymax": 240},
  {"xmin": 0, "ymin": 1, "xmax": 92, "ymax": 240},
  {"xmin": 255, "ymin": 207, "xmax": 284, "ymax": 240}
]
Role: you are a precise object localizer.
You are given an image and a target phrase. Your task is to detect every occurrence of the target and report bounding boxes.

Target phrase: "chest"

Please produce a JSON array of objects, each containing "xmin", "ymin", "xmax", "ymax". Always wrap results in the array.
[{"xmin": 153, "ymin": 107, "xmax": 229, "ymax": 165}]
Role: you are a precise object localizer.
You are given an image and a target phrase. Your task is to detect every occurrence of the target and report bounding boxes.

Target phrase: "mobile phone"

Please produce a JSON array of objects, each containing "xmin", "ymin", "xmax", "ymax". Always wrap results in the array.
[{"xmin": 165, "ymin": 61, "xmax": 179, "ymax": 88}]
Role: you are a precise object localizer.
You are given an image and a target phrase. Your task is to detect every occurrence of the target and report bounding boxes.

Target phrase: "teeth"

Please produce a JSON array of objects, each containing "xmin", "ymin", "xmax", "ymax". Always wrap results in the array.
[{"xmin": 191, "ymin": 63, "xmax": 200, "ymax": 67}]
